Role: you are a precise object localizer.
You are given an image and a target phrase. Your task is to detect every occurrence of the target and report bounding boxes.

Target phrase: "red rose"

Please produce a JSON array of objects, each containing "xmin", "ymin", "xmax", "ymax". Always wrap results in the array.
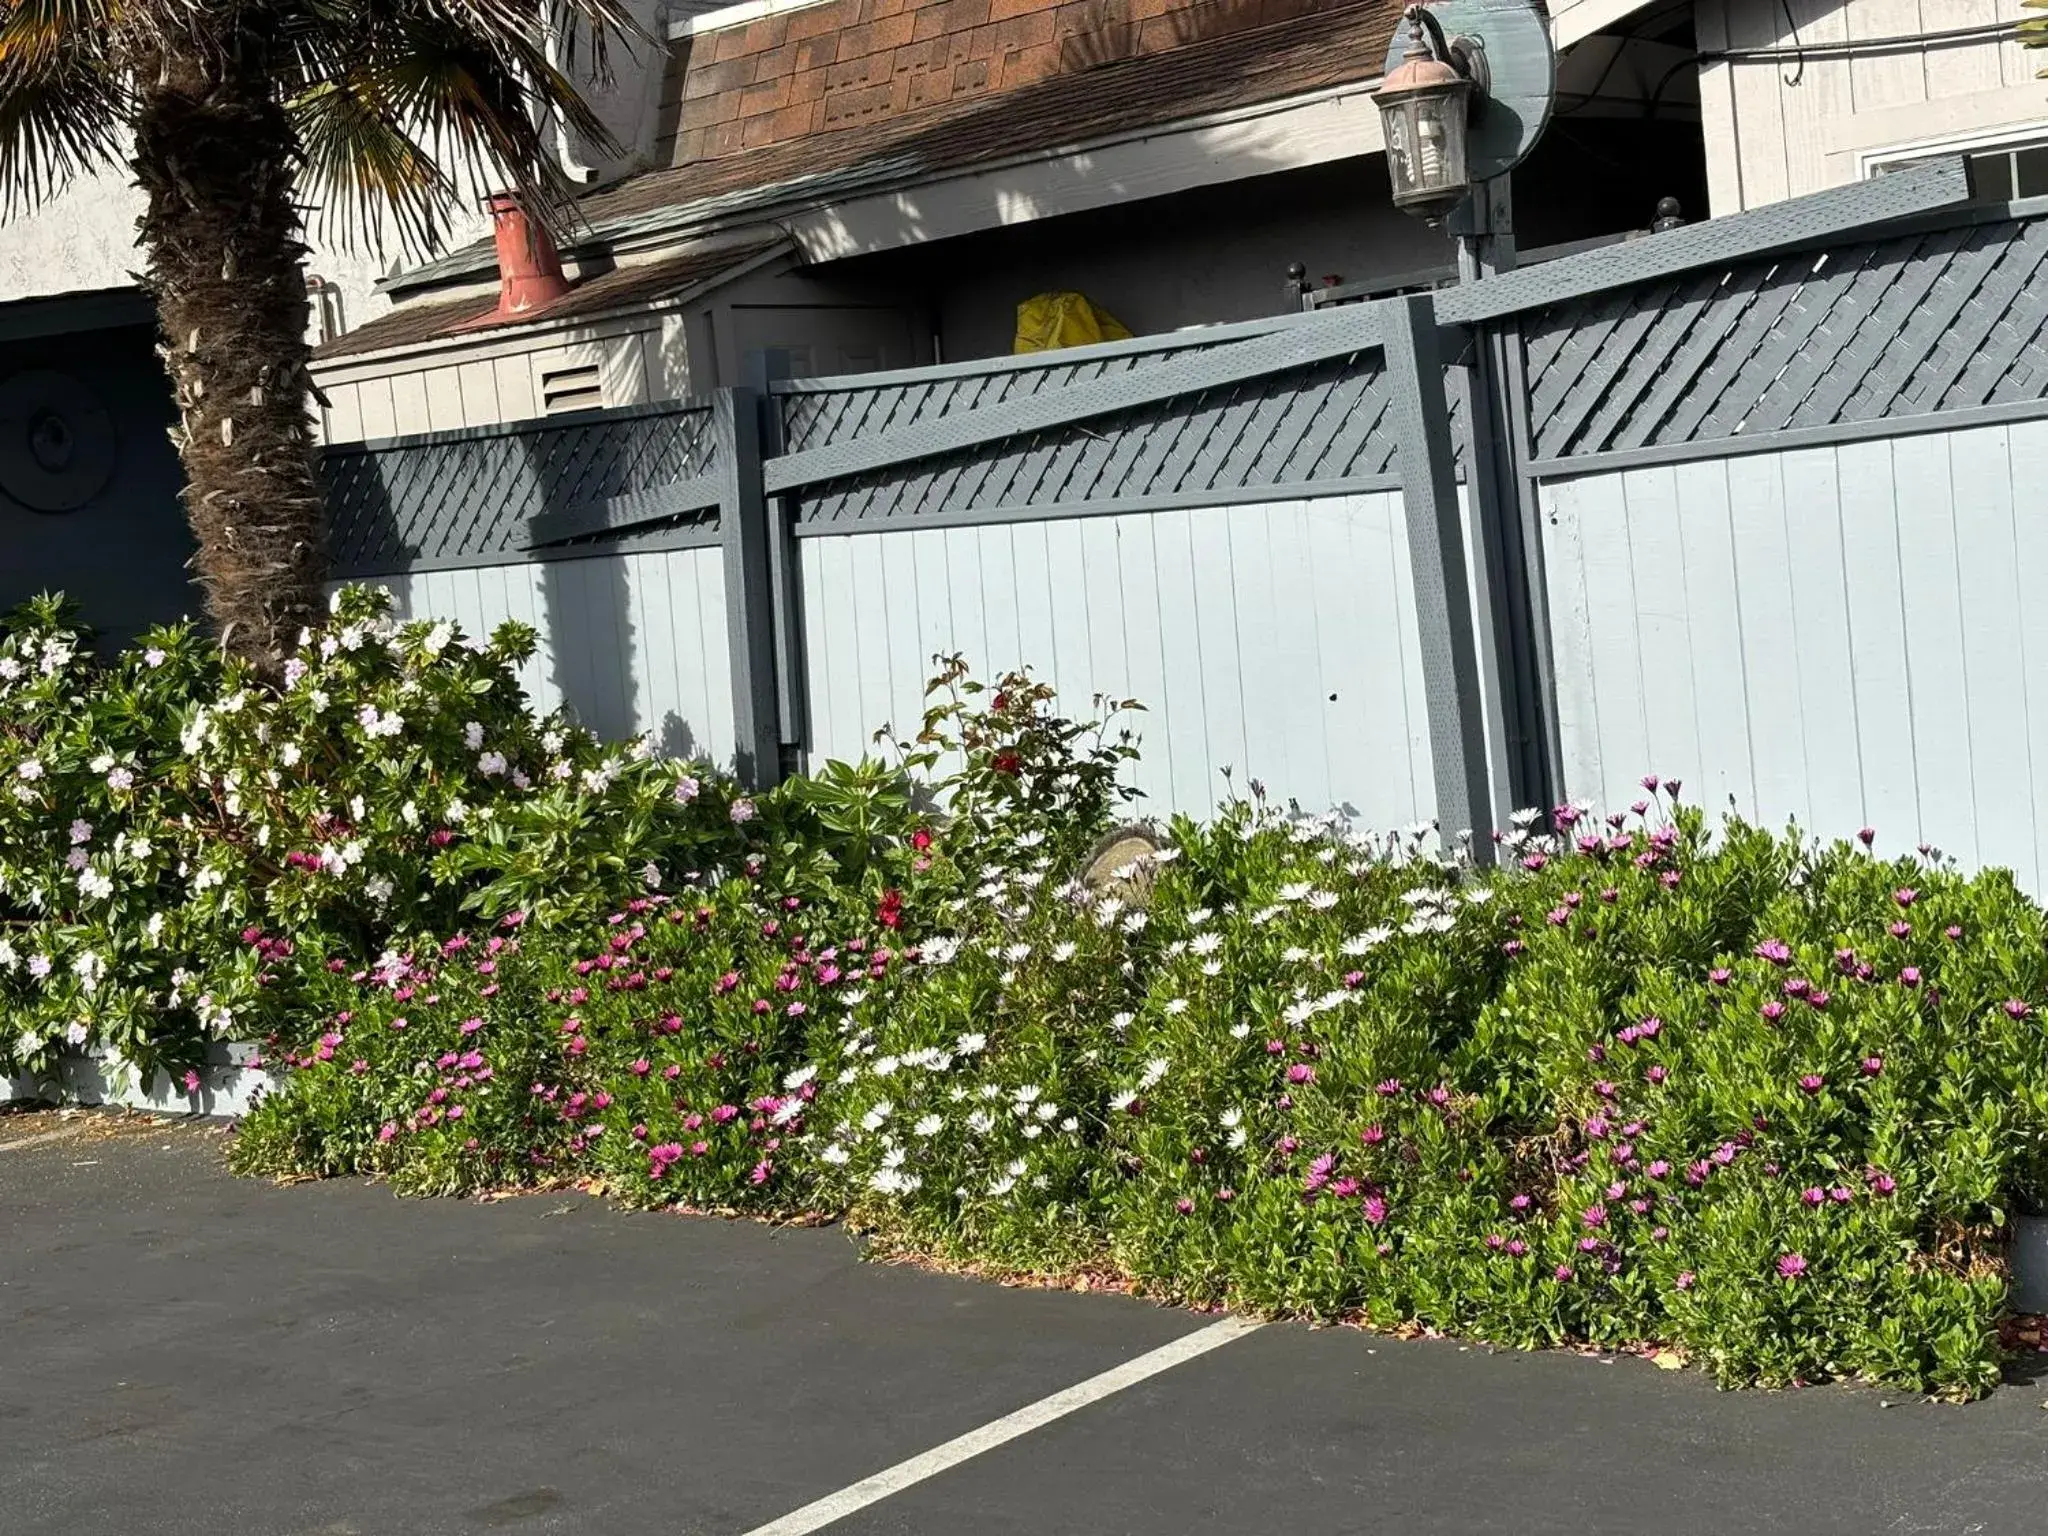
[
  {"xmin": 991, "ymin": 751, "xmax": 1021, "ymax": 775},
  {"xmin": 910, "ymin": 827, "xmax": 933, "ymax": 851}
]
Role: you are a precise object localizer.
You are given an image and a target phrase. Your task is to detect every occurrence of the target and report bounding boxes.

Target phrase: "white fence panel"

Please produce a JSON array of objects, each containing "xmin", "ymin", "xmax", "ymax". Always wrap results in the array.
[
  {"xmin": 355, "ymin": 547, "xmax": 734, "ymax": 765},
  {"xmin": 1542, "ymin": 418, "xmax": 2048, "ymax": 893},
  {"xmin": 798, "ymin": 494, "xmax": 1439, "ymax": 827}
]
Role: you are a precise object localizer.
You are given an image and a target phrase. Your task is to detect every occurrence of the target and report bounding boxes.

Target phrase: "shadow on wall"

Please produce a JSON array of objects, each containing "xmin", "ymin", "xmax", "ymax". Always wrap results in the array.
[
  {"xmin": 539, "ymin": 547, "xmax": 638, "ymax": 743},
  {"xmin": 0, "ymin": 315, "xmax": 198, "ymax": 650}
]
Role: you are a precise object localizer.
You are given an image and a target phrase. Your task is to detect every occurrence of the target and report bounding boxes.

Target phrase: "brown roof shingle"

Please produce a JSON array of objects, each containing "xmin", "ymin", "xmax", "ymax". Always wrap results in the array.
[
  {"xmin": 386, "ymin": 0, "xmax": 1399, "ymax": 295},
  {"xmin": 599, "ymin": 0, "xmax": 1402, "ymax": 225}
]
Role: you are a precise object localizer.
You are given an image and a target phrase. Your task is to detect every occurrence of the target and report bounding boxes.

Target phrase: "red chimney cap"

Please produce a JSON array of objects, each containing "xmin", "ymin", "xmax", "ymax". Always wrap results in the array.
[{"xmin": 484, "ymin": 193, "xmax": 571, "ymax": 320}]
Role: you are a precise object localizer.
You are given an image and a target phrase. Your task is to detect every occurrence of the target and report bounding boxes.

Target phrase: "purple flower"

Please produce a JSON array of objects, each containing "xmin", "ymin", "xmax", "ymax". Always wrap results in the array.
[
  {"xmin": 1898, "ymin": 967, "xmax": 1921, "ymax": 988},
  {"xmin": 1894, "ymin": 887, "xmax": 1918, "ymax": 908},
  {"xmin": 1754, "ymin": 939, "xmax": 1792, "ymax": 966},
  {"xmin": 1506, "ymin": 1239, "xmax": 1528, "ymax": 1257},
  {"xmin": 1647, "ymin": 1160, "xmax": 1670, "ymax": 1179},
  {"xmin": 1776, "ymin": 1252, "xmax": 1808, "ymax": 1280},
  {"xmin": 1761, "ymin": 1001, "xmax": 1786, "ymax": 1023},
  {"xmin": 1362, "ymin": 1194, "xmax": 1389, "ymax": 1225},
  {"xmin": 1709, "ymin": 967, "xmax": 1732, "ymax": 986},
  {"xmin": 1375, "ymin": 1079, "xmax": 1403, "ymax": 1098},
  {"xmin": 1509, "ymin": 1193, "xmax": 1532, "ymax": 1212},
  {"xmin": 2005, "ymin": 999, "xmax": 2033, "ymax": 1020},
  {"xmin": 1861, "ymin": 1055, "xmax": 1884, "ymax": 1077},
  {"xmin": 1857, "ymin": 827, "xmax": 1876, "ymax": 847},
  {"xmin": 1675, "ymin": 1270, "xmax": 1696, "ymax": 1291},
  {"xmin": 1286, "ymin": 1062, "xmax": 1315, "ymax": 1085},
  {"xmin": 1868, "ymin": 1171, "xmax": 1897, "ymax": 1197},
  {"xmin": 1646, "ymin": 1065, "xmax": 1669, "ymax": 1085},
  {"xmin": 1888, "ymin": 920, "xmax": 1912, "ymax": 940},
  {"xmin": 1641, "ymin": 774, "xmax": 1661, "ymax": 792},
  {"xmin": 1801, "ymin": 1186, "xmax": 1825, "ymax": 1207},
  {"xmin": 1485, "ymin": 1233, "xmax": 1506, "ymax": 1251},
  {"xmin": 1798, "ymin": 1074, "xmax": 1824, "ymax": 1095},
  {"xmin": 1582, "ymin": 1203, "xmax": 1608, "ymax": 1229},
  {"xmin": 1554, "ymin": 1264, "xmax": 1576, "ymax": 1283},
  {"xmin": 1829, "ymin": 1187, "xmax": 1853, "ymax": 1204},
  {"xmin": 1175, "ymin": 1198, "xmax": 1195, "ymax": 1215}
]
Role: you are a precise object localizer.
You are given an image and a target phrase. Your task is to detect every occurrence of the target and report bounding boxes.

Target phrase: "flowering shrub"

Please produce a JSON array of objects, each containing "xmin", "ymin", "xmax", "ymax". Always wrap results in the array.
[
  {"xmin": 50, "ymin": 603, "xmax": 2038, "ymax": 1399},
  {"xmin": 0, "ymin": 587, "xmax": 750, "ymax": 1088}
]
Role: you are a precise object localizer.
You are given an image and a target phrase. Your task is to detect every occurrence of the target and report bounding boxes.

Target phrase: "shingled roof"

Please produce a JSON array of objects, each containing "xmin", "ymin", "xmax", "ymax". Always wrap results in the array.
[
  {"xmin": 313, "ymin": 239, "xmax": 788, "ymax": 362},
  {"xmin": 383, "ymin": 0, "xmax": 1402, "ymax": 297}
]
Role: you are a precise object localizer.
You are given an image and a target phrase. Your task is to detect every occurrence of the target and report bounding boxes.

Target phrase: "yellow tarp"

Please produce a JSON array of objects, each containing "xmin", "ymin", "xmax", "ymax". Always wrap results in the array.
[{"xmin": 1013, "ymin": 292, "xmax": 1133, "ymax": 354}]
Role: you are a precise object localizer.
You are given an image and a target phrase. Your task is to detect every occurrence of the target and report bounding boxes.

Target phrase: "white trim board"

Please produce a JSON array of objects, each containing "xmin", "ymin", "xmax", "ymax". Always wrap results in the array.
[
  {"xmin": 788, "ymin": 81, "xmax": 1389, "ymax": 262},
  {"xmin": 1552, "ymin": 0, "xmax": 1663, "ymax": 51},
  {"xmin": 667, "ymin": 0, "xmax": 831, "ymax": 40}
]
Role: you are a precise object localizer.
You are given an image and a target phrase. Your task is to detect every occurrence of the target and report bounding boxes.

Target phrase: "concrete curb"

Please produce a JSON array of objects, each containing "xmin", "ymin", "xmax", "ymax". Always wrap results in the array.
[{"xmin": 4, "ymin": 1041, "xmax": 277, "ymax": 1118}]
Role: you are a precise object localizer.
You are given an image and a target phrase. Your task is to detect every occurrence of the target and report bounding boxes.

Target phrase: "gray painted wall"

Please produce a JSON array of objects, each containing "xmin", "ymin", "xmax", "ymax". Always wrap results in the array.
[
  {"xmin": 0, "ymin": 318, "xmax": 196, "ymax": 649},
  {"xmin": 856, "ymin": 158, "xmax": 1453, "ymax": 364},
  {"xmin": 1543, "ymin": 417, "xmax": 2048, "ymax": 892}
]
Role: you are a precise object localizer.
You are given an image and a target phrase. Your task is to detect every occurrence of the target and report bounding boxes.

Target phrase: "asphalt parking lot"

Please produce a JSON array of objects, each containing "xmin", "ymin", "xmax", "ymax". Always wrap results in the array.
[{"xmin": 4, "ymin": 1109, "xmax": 2047, "ymax": 1535}]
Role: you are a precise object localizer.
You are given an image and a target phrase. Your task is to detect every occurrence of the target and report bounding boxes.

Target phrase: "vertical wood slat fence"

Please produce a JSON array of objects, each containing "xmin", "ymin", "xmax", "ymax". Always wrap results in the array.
[{"xmin": 322, "ymin": 155, "xmax": 2048, "ymax": 890}]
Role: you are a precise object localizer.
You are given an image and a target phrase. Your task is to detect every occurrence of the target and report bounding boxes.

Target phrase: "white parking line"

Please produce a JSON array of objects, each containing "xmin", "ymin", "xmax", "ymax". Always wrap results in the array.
[{"xmin": 741, "ymin": 1314, "xmax": 1261, "ymax": 1536}]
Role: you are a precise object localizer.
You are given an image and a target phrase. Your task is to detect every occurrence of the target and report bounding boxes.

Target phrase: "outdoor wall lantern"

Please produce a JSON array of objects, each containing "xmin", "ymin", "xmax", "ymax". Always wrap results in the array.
[{"xmin": 1374, "ymin": 4, "xmax": 1491, "ymax": 226}]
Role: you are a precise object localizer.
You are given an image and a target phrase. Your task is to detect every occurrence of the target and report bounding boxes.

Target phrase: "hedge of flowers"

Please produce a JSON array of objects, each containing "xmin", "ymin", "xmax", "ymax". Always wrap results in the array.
[
  {"xmin": 12, "ymin": 590, "xmax": 2048, "ymax": 1397},
  {"xmin": 0, "ymin": 587, "xmax": 757, "ymax": 1091}
]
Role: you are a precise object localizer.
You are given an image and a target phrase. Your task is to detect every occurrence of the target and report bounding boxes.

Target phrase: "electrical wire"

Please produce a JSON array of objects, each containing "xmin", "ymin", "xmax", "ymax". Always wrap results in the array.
[
  {"xmin": 1775, "ymin": 0, "xmax": 1804, "ymax": 86},
  {"xmin": 1641, "ymin": 20, "xmax": 2016, "ymax": 121},
  {"xmin": 1711, "ymin": 18, "xmax": 2012, "ymax": 63}
]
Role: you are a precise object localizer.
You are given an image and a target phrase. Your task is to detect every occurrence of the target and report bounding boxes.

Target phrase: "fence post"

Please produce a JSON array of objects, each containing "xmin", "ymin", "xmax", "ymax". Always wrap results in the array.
[
  {"xmin": 1380, "ymin": 292, "xmax": 1495, "ymax": 859},
  {"xmin": 742, "ymin": 350, "xmax": 808, "ymax": 780},
  {"xmin": 1458, "ymin": 316, "xmax": 1559, "ymax": 819},
  {"xmin": 715, "ymin": 386, "xmax": 781, "ymax": 788}
]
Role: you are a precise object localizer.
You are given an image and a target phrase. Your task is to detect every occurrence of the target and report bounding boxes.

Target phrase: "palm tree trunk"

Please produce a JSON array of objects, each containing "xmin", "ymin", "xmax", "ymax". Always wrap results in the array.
[{"xmin": 129, "ymin": 24, "xmax": 328, "ymax": 678}]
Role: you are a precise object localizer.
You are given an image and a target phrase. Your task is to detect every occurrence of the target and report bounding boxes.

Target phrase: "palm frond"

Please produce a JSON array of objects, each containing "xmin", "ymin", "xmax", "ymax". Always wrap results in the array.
[
  {"xmin": 288, "ymin": 1, "xmax": 634, "ymax": 260},
  {"xmin": 291, "ymin": 74, "xmax": 456, "ymax": 259},
  {"xmin": 0, "ymin": 19, "xmax": 126, "ymax": 216}
]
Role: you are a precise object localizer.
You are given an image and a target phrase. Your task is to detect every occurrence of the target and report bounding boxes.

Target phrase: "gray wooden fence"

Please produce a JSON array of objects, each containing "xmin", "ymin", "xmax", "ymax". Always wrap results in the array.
[{"xmin": 324, "ymin": 155, "xmax": 2048, "ymax": 888}]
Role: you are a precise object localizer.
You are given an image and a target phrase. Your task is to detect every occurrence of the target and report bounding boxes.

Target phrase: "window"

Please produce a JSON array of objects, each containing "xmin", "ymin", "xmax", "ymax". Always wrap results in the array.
[{"xmin": 1867, "ymin": 128, "xmax": 2048, "ymax": 204}]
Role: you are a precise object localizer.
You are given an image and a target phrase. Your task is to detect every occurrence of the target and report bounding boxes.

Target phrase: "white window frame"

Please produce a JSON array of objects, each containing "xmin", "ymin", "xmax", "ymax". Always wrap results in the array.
[{"xmin": 1860, "ymin": 120, "xmax": 2048, "ymax": 191}]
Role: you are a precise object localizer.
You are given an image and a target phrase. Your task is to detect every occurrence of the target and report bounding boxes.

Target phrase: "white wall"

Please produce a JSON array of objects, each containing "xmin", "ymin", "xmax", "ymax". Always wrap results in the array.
[
  {"xmin": 363, "ymin": 546, "xmax": 736, "ymax": 763},
  {"xmin": 1542, "ymin": 419, "xmax": 2048, "ymax": 893},
  {"xmin": 1698, "ymin": 0, "xmax": 2038, "ymax": 214},
  {"xmin": 797, "ymin": 495, "xmax": 1442, "ymax": 829}
]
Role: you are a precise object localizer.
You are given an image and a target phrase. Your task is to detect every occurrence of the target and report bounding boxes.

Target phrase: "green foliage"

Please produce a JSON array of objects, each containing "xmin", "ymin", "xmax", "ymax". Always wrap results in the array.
[
  {"xmin": 0, "ymin": 586, "xmax": 744, "ymax": 1088},
  {"xmin": 23, "ymin": 593, "xmax": 2044, "ymax": 1399}
]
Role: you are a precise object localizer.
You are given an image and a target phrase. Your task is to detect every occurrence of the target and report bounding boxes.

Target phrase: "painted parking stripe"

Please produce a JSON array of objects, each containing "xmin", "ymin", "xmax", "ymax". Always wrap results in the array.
[{"xmin": 741, "ymin": 1314, "xmax": 1262, "ymax": 1536}]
